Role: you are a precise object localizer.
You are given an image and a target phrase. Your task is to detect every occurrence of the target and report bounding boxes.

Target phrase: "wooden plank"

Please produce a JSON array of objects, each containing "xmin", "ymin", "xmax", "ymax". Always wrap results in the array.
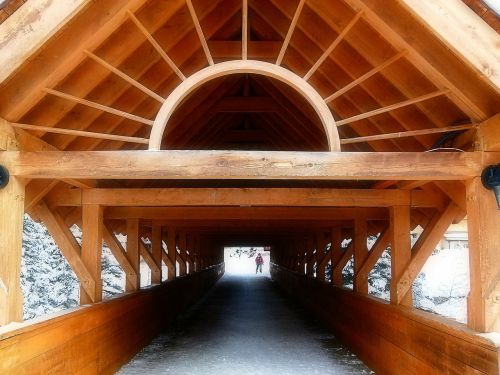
[
  {"xmin": 209, "ymin": 41, "xmax": 281, "ymax": 59},
  {"xmin": 150, "ymin": 223, "xmax": 162, "ymax": 283},
  {"xmin": 389, "ymin": 205, "xmax": 412, "ymax": 306},
  {"xmin": 303, "ymin": 11, "xmax": 363, "ymax": 81},
  {"xmin": 478, "ymin": 114, "xmax": 500, "ymax": 152},
  {"xmin": 466, "ymin": 177, "xmax": 500, "ymax": 332},
  {"xmin": 80, "ymin": 204, "xmax": 103, "ymax": 304},
  {"xmin": 0, "ymin": 0, "xmax": 89, "ymax": 83},
  {"xmin": 125, "ymin": 219, "xmax": 140, "ymax": 292},
  {"xmin": 276, "ymin": 0, "xmax": 305, "ymax": 65},
  {"xmin": 0, "ymin": 150, "xmax": 490, "ymax": 180},
  {"xmin": 177, "ymin": 231, "xmax": 187, "ymax": 276},
  {"xmin": 186, "ymin": 0, "xmax": 214, "ymax": 65},
  {"xmin": 401, "ymin": 0, "xmax": 500, "ymax": 92},
  {"xmin": 332, "ymin": 242, "xmax": 353, "ymax": 286},
  {"xmin": 336, "ymin": 90, "xmax": 447, "ymax": 126},
  {"xmin": 24, "ymin": 179, "xmax": 59, "ymax": 210},
  {"xmin": 396, "ymin": 202, "xmax": 462, "ymax": 304},
  {"xmin": 35, "ymin": 201, "xmax": 96, "ymax": 300}
]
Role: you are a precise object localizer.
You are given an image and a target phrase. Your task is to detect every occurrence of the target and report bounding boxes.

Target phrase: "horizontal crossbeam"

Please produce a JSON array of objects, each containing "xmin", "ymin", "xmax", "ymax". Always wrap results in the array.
[{"xmin": 1, "ymin": 150, "xmax": 497, "ymax": 180}]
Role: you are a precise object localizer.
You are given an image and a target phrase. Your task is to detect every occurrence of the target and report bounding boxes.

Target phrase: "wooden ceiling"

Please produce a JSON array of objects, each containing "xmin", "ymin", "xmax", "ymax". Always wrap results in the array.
[{"xmin": 0, "ymin": 0, "xmax": 499, "ymax": 154}]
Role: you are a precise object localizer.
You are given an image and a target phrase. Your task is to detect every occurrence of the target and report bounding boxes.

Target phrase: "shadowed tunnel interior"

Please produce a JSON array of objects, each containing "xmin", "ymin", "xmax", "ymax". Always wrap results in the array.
[{"xmin": 118, "ymin": 275, "xmax": 371, "ymax": 375}]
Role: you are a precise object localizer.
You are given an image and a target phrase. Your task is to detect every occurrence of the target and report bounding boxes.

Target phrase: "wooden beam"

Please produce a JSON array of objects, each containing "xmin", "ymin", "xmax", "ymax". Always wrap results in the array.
[
  {"xmin": 51, "ymin": 187, "xmax": 433, "ymax": 208},
  {"xmin": 0, "ymin": 128, "xmax": 24, "ymax": 324},
  {"xmin": 139, "ymin": 239, "xmax": 161, "ymax": 278},
  {"xmin": 304, "ymin": 11, "xmax": 363, "ymax": 81},
  {"xmin": 208, "ymin": 41, "xmax": 281, "ymax": 59},
  {"xmin": 340, "ymin": 124, "xmax": 476, "ymax": 145},
  {"xmin": 165, "ymin": 227, "xmax": 177, "ymax": 280},
  {"xmin": 102, "ymin": 223, "xmax": 137, "ymax": 291},
  {"xmin": 325, "ymin": 51, "xmax": 407, "ymax": 102},
  {"xmin": 35, "ymin": 202, "xmax": 96, "ymax": 300},
  {"xmin": 466, "ymin": 177, "xmax": 500, "ymax": 332},
  {"xmin": 337, "ymin": 0, "xmax": 489, "ymax": 121},
  {"xmin": 81, "ymin": 204, "xmax": 103, "ymax": 304},
  {"xmin": 336, "ymin": 90, "xmax": 448, "ymax": 126},
  {"xmin": 150, "ymin": 223, "xmax": 162, "ymax": 283},
  {"xmin": 395, "ymin": 202, "xmax": 461, "ymax": 304},
  {"xmin": 242, "ymin": 0, "xmax": 248, "ymax": 60},
  {"xmin": 332, "ymin": 242, "xmax": 353, "ymax": 286},
  {"xmin": 355, "ymin": 228, "xmax": 389, "ymax": 290},
  {"xmin": 389, "ymin": 205, "xmax": 412, "ymax": 306},
  {"xmin": 401, "ymin": 0, "xmax": 500, "ymax": 92},
  {"xmin": 330, "ymin": 226, "xmax": 343, "ymax": 285},
  {"xmin": 0, "ymin": 0, "xmax": 89, "ymax": 84},
  {"xmin": 127, "ymin": 10, "xmax": 186, "ymax": 81},
  {"xmin": 104, "ymin": 206, "xmax": 389, "ymax": 221},
  {"xmin": 1, "ymin": 150, "xmax": 492, "ymax": 180},
  {"xmin": 85, "ymin": 50, "xmax": 165, "ymax": 103},
  {"xmin": 478, "ymin": 114, "xmax": 500, "ymax": 152},
  {"xmin": 11, "ymin": 122, "xmax": 150, "ymax": 144},
  {"xmin": 276, "ymin": 0, "xmax": 305, "ymax": 65},
  {"xmin": 353, "ymin": 216, "xmax": 368, "ymax": 293},
  {"xmin": 125, "ymin": 219, "xmax": 140, "ymax": 291},
  {"xmin": 186, "ymin": 0, "xmax": 214, "ymax": 65},
  {"xmin": 177, "ymin": 231, "xmax": 187, "ymax": 276}
]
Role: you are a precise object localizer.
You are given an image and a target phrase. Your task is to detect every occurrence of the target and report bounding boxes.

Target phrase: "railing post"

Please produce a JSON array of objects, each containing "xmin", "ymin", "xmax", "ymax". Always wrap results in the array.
[{"xmin": 80, "ymin": 204, "xmax": 103, "ymax": 304}]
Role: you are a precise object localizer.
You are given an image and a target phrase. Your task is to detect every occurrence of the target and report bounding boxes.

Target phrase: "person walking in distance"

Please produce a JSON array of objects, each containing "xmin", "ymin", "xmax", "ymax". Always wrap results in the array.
[{"xmin": 255, "ymin": 253, "xmax": 264, "ymax": 274}]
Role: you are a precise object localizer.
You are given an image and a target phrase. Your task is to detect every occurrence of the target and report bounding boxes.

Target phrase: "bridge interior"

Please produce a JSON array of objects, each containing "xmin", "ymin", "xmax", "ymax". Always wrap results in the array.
[{"xmin": 0, "ymin": 0, "xmax": 499, "ymax": 374}]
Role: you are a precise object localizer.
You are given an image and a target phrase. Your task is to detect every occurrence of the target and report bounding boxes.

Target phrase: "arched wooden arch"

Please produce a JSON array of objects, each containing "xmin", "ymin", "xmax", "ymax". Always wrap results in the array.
[{"xmin": 148, "ymin": 60, "xmax": 341, "ymax": 151}]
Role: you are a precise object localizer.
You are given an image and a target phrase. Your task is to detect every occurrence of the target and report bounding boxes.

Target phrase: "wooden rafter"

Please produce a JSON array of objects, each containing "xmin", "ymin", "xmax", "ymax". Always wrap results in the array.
[
  {"xmin": 242, "ymin": 0, "xmax": 248, "ymax": 60},
  {"xmin": 44, "ymin": 88, "xmax": 154, "ymax": 126},
  {"xmin": 85, "ymin": 50, "xmax": 165, "ymax": 103},
  {"xmin": 11, "ymin": 122, "xmax": 149, "ymax": 145},
  {"xmin": 127, "ymin": 10, "xmax": 186, "ymax": 81},
  {"xmin": 303, "ymin": 11, "xmax": 363, "ymax": 81},
  {"xmin": 336, "ymin": 90, "xmax": 448, "ymax": 126},
  {"xmin": 276, "ymin": 0, "xmax": 305, "ymax": 66},
  {"xmin": 325, "ymin": 50, "xmax": 407, "ymax": 102},
  {"xmin": 186, "ymin": 0, "xmax": 214, "ymax": 65},
  {"xmin": 340, "ymin": 123, "xmax": 476, "ymax": 145}
]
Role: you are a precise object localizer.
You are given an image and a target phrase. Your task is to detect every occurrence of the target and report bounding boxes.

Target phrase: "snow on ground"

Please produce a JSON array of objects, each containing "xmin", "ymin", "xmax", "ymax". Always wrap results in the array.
[
  {"xmin": 224, "ymin": 247, "xmax": 270, "ymax": 277},
  {"xmin": 415, "ymin": 246, "xmax": 469, "ymax": 324}
]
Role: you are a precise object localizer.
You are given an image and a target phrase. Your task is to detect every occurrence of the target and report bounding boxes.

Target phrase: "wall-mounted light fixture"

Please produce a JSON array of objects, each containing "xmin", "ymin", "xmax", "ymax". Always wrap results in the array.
[
  {"xmin": 482, "ymin": 164, "xmax": 500, "ymax": 209},
  {"xmin": 0, "ymin": 165, "xmax": 9, "ymax": 190}
]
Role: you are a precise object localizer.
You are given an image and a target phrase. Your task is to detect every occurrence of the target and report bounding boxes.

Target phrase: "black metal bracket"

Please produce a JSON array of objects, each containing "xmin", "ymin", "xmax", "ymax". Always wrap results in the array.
[{"xmin": 0, "ymin": 165, "xmax": 9, "ymax": 189}]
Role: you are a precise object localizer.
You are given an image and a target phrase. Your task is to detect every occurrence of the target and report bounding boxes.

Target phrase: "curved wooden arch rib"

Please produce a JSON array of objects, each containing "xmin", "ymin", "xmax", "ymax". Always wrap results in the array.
[{"xmin": 148, "ymin": 60, "xmax": 340, "ymax": 151}]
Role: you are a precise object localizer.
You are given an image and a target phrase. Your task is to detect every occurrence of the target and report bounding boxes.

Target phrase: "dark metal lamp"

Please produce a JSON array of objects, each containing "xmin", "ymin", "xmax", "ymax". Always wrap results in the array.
[
  {"xmin": 482, "ymin": 164, "xmax": 500, "ymax": 209},
  {"xmin": 0, "ymin": 165, "xmax": 9, "ymax": 190}
]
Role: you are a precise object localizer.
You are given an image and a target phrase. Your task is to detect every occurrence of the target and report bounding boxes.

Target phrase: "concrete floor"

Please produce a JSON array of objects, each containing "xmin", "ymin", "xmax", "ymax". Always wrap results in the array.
[{"xmin": 118, "ymin": 275, "xmax": 373, "ymax": 375}]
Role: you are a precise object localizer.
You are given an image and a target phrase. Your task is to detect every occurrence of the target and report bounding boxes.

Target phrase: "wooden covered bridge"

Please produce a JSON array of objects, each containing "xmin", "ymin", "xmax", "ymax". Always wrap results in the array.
[{"xmin": 0, "ymin": 0, "xmax": 499, "ymax": 373}]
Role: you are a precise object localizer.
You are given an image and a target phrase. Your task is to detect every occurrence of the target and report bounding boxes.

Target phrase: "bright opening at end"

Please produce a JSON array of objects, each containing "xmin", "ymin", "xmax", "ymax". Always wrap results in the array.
[{"xmin": 224, "ymin": 247, "xmax": 271, "ymax": 276}]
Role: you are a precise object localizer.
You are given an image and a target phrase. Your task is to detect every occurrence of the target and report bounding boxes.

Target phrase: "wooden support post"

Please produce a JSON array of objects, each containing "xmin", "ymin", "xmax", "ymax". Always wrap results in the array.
[
  {"xmin": 0, "ymin": 123, "xmax": 24, "ymax": 325},
  {"xmin": 151, "ymin": 223, "xmax": 162, "ymax": 284},
  {"xmin": 390, "ymin": 206, "xmax": 412, "ymax": 306},
  {"xmin": 306, "ymin": 236, "xmax": 315, "ymax": 277},
  {"xmin": 80, "ymin": 204, "xmax": 103, "ymax": 304},
  {"xmin": 330, "ymin": 227, "xmax": 343, "ymax": 286},
  {"xmin": 166, "ymin": 227, "xmax": 177, "ymax": 279},
  {"xmin": 315, "ymin": 231, "xmax": 327, "ymax": 282},
  {"xmin": 177, "ymin": 231, "xmax": 187, "ymax": 276},
  {"xmin": 125, "ymin": 218, "xmax": 140, "ymax": 292},
  {"xmin": 466, "ymin": 177, "xmax": 500, "ymax": 332},
  {"xmin": 353, "ymin": 216, "xmax": 368, "ymax": 293}
]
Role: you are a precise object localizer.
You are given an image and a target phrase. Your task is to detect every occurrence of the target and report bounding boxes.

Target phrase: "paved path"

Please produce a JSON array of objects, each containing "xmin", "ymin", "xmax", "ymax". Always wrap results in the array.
[{"xmin": 118, "ymin": 275, "xmax": 372, "ymax": 375}]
